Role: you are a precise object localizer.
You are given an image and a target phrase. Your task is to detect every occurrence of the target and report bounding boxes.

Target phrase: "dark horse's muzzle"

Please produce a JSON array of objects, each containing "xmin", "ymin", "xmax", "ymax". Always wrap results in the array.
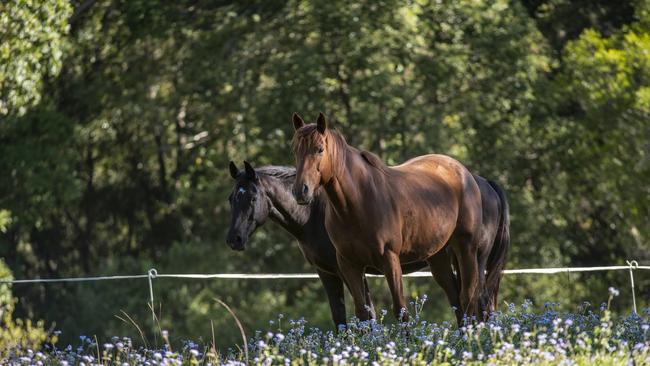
[{"xmin": 226, "ymin": 230, "xmax": 246, "ymax": 251}]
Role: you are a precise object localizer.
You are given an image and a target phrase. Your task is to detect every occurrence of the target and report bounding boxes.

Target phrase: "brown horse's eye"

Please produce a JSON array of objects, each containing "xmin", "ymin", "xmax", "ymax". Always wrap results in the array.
[{"xmin": 317, "ymin": 146, "xmax": 324, "ymax": 154}]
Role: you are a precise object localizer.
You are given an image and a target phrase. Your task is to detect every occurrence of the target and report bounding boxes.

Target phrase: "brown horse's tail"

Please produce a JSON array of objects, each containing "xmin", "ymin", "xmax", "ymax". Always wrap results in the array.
[{"xmin": 485, "ymin": 180, "xmax": 510, "ymax": 312}]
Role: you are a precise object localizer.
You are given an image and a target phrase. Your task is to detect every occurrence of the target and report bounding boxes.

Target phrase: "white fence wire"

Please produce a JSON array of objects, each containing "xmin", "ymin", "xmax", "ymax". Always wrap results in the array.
[{"xmin": 1, "ymin": 260, "xmax": 648, "ymax": 331}]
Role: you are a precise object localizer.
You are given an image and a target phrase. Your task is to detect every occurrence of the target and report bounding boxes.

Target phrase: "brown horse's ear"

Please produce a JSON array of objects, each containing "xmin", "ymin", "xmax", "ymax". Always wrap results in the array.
[
  {"xmin": 229, "ymin": 161, "xmax": 239, "ymax": 179},
  {"xmin": 316, "ymin": 112, "xmax": 327, "ymax": 134},
  {"xmin": 243, "ymin": 160, "xmax": 257, "ymax": 181},
  {"xmin": 293, "ymin": 113, "xmax": 305, "ymax": 130}
]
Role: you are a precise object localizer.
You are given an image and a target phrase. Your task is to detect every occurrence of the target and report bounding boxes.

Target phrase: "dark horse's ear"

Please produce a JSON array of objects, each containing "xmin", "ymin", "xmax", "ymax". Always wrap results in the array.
[
  {"xmin": 229, "ymin": 161, "xmax": 239, "ymax": 180},
  {"xmin": 243, "ymin": 161, "xmax": 257, "ymax": 181},
  {"xmin": 293, "ymin": 112, "xmax": 305, "ymax": 130},
  {"xmin": 316, "ymin": 112, "xmax": 327, "ymax": 134}
]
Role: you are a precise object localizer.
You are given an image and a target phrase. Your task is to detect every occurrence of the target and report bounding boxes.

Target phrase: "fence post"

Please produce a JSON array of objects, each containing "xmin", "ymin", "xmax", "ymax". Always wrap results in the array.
[
  {"xmin": 148, "ymin": 268, "xmax": 158, "ymax": 335},
  {"xmin": 626, "ymin": 260, "xmax": 638, "ymax": 314}
]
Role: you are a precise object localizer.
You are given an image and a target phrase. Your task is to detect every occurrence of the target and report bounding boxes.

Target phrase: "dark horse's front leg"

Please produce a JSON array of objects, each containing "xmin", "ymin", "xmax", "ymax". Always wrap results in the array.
[
  {"xmin": 337, "ymin": 253, "xmax": 374, "ymax": 321},
  {"xmin": 428, "ymin": 249, "xmax": 462, "ymax": 325},
  {"xmin": 317, "ymin": 270, "xmax": 346, "ymax": 330}
]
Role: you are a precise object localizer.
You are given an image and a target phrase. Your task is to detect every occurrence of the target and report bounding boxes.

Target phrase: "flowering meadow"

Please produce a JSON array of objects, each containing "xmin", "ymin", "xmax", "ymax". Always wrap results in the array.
[{"xmin": 3, "ymin": 290, "xmax": 650, "ymax": 365}]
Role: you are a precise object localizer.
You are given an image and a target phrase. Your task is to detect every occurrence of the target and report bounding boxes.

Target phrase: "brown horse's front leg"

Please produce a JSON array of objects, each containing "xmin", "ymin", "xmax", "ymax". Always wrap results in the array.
[
  {"xmin": 336, "ymin": 253, "xmax": 372, "ymax": 321},
  {"xmin": 382, "ymin": 249, "xmax": 408, "ymax": 322},
  {"xmin": 362, "ymin": 277, "xmax": 377, "ymax": 319}
]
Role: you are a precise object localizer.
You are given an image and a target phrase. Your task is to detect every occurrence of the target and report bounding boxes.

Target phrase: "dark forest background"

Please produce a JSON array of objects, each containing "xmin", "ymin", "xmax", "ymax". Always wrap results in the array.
[{"xmin": 1, "ymin": 0, "xmax": 649, "ymax": 349}]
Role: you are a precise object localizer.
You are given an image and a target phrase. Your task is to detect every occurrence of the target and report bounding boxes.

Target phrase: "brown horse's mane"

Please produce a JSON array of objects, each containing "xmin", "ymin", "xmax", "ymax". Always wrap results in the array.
[
  {"xmin": 292, "ymin": 124, "xmax": 389, "ymax": 175},
  {"xmin": 360, "ymin": 150, "xmax": 389, "ymax": 174},
  {"xmin": 291, "ymin": 124, "xmax": 321, "ymax": 152}
]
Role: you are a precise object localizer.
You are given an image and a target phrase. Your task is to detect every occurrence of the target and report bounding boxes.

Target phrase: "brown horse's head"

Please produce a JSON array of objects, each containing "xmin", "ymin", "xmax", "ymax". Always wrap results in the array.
[{"xmin": 291, "ymin": 112, "xmax": 331, "ymax": 205}]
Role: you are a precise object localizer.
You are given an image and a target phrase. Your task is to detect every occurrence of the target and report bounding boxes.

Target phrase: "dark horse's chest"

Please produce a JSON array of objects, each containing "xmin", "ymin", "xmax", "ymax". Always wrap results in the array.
[{"xmin": 296, "ymin": 214, "xmax": 339, "ymax": 274}]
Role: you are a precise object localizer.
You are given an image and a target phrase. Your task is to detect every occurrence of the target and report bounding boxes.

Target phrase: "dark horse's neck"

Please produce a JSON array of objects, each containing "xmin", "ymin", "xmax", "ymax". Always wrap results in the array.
[{"xmin": 257, "ymin": 166, "xmax": 317, "ymax": 241}]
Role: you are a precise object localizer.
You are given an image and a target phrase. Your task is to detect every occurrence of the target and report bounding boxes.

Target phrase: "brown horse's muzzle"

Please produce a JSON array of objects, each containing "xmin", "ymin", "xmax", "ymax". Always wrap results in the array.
[{"xmin": 293, "ymin": 182, "xmax": 313, "ymax": 205}]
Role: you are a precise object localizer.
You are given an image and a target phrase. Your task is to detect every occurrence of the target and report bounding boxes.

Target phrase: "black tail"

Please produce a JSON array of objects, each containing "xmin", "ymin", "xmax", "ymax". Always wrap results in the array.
[{"xmin": 485, "ymin": 180, "xmax": 510, "ymax": 311}]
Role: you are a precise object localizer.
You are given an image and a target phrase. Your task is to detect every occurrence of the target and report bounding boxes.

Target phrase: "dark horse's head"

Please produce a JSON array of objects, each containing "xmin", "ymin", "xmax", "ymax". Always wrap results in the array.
[
  {"xmin": 291, "ymin": 112, "xmax": 333, "ymax": 205},
  {"xmin": 226, "ymin": 161, "xmax": 269, "ymax": 250}
]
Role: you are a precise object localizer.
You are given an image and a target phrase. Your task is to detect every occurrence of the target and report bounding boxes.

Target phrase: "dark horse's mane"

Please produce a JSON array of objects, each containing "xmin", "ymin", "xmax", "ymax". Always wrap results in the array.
[
  {"xmin": 255, "ymin": 164, "xmax": 325, "ymax": 219},
  {"xmin": 292, "ymin": 124, "xmax": 389, "ymax": 174},
  {"xmin": 256, "ymin": 165, "xmax": 296, "ymax": 183}
]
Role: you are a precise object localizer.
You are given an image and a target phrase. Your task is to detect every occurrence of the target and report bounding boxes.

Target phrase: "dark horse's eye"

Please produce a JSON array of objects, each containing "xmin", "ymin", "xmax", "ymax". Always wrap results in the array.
[{"xmin": 317, "ymin": 146, "xmax": 324, "ymax": 154}]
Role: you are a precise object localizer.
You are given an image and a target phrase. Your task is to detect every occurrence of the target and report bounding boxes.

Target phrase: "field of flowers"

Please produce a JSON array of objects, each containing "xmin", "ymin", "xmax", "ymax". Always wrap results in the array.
[{"xmin": 3, "ymin": 289, "xmax": 650, "ymax": 365}]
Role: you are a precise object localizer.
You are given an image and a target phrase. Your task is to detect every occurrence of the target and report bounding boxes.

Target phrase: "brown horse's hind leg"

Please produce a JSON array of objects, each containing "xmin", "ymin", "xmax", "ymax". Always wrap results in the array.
[
  {"xmin": 337, "ymin": 253, "xmax": 373, "ymax": 321},
  {"xmin": 382, "ymin": 249, "xmax": 409, "ymax": 322},
  {"xmin": 452, "ymin": 237, "xmax": 480, "ymax": 323},
  {"xmin": 428, "ymin": 250, "xmax": 462, "ymax": 325}
]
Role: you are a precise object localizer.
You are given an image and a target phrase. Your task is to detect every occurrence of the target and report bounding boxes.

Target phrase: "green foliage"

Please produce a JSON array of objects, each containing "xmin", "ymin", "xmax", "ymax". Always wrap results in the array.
[
  {"xmin": 552, "ymin": 22, "xmax": 650, "ymax": 262},
  {"xmin": 0, "ymin": 315, "xmax": 53, "ymax": 357},
  {"xmin": 0, "ymin": 259, "xmax": 11, "ymax": 315},
  {"xmin": 0, "ymin": 210, "xmax": 10, "ymax": 234},
  {"xmin": 0, "ymin": 0, "xmax": 71, "ymax": 116},
  {"xmin": 0, "ymin": 259, "xmax": 54, "ymax": 355},
  {"xmin": 0, "ymin": 0, "xmax": 647, "ymax": 351}
]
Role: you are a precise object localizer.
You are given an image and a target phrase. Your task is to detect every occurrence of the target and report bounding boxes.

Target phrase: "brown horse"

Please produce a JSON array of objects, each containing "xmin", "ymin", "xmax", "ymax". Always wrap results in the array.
[{"xmin": 291, "ymin": 112, "xmax": 497, "ymax": 322}]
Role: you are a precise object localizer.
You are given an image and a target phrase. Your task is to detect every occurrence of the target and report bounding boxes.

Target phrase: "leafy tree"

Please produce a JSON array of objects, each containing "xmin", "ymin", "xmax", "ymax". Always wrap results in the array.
[{"xmin": 0, "ymin": 0, "xmax": 71, "ymax": 116}]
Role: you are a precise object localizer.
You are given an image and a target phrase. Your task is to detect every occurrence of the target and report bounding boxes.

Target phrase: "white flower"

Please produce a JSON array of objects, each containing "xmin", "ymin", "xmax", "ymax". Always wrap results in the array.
[{"xmin": 511, "ymin": 324, "xmax": 521, "ymax": 333}]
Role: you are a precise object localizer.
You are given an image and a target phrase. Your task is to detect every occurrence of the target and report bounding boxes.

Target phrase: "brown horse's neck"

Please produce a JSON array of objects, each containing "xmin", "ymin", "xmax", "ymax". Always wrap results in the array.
[{"xmin": 322, "ymin": 132, "xmax": 368, "ymax": 217}]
